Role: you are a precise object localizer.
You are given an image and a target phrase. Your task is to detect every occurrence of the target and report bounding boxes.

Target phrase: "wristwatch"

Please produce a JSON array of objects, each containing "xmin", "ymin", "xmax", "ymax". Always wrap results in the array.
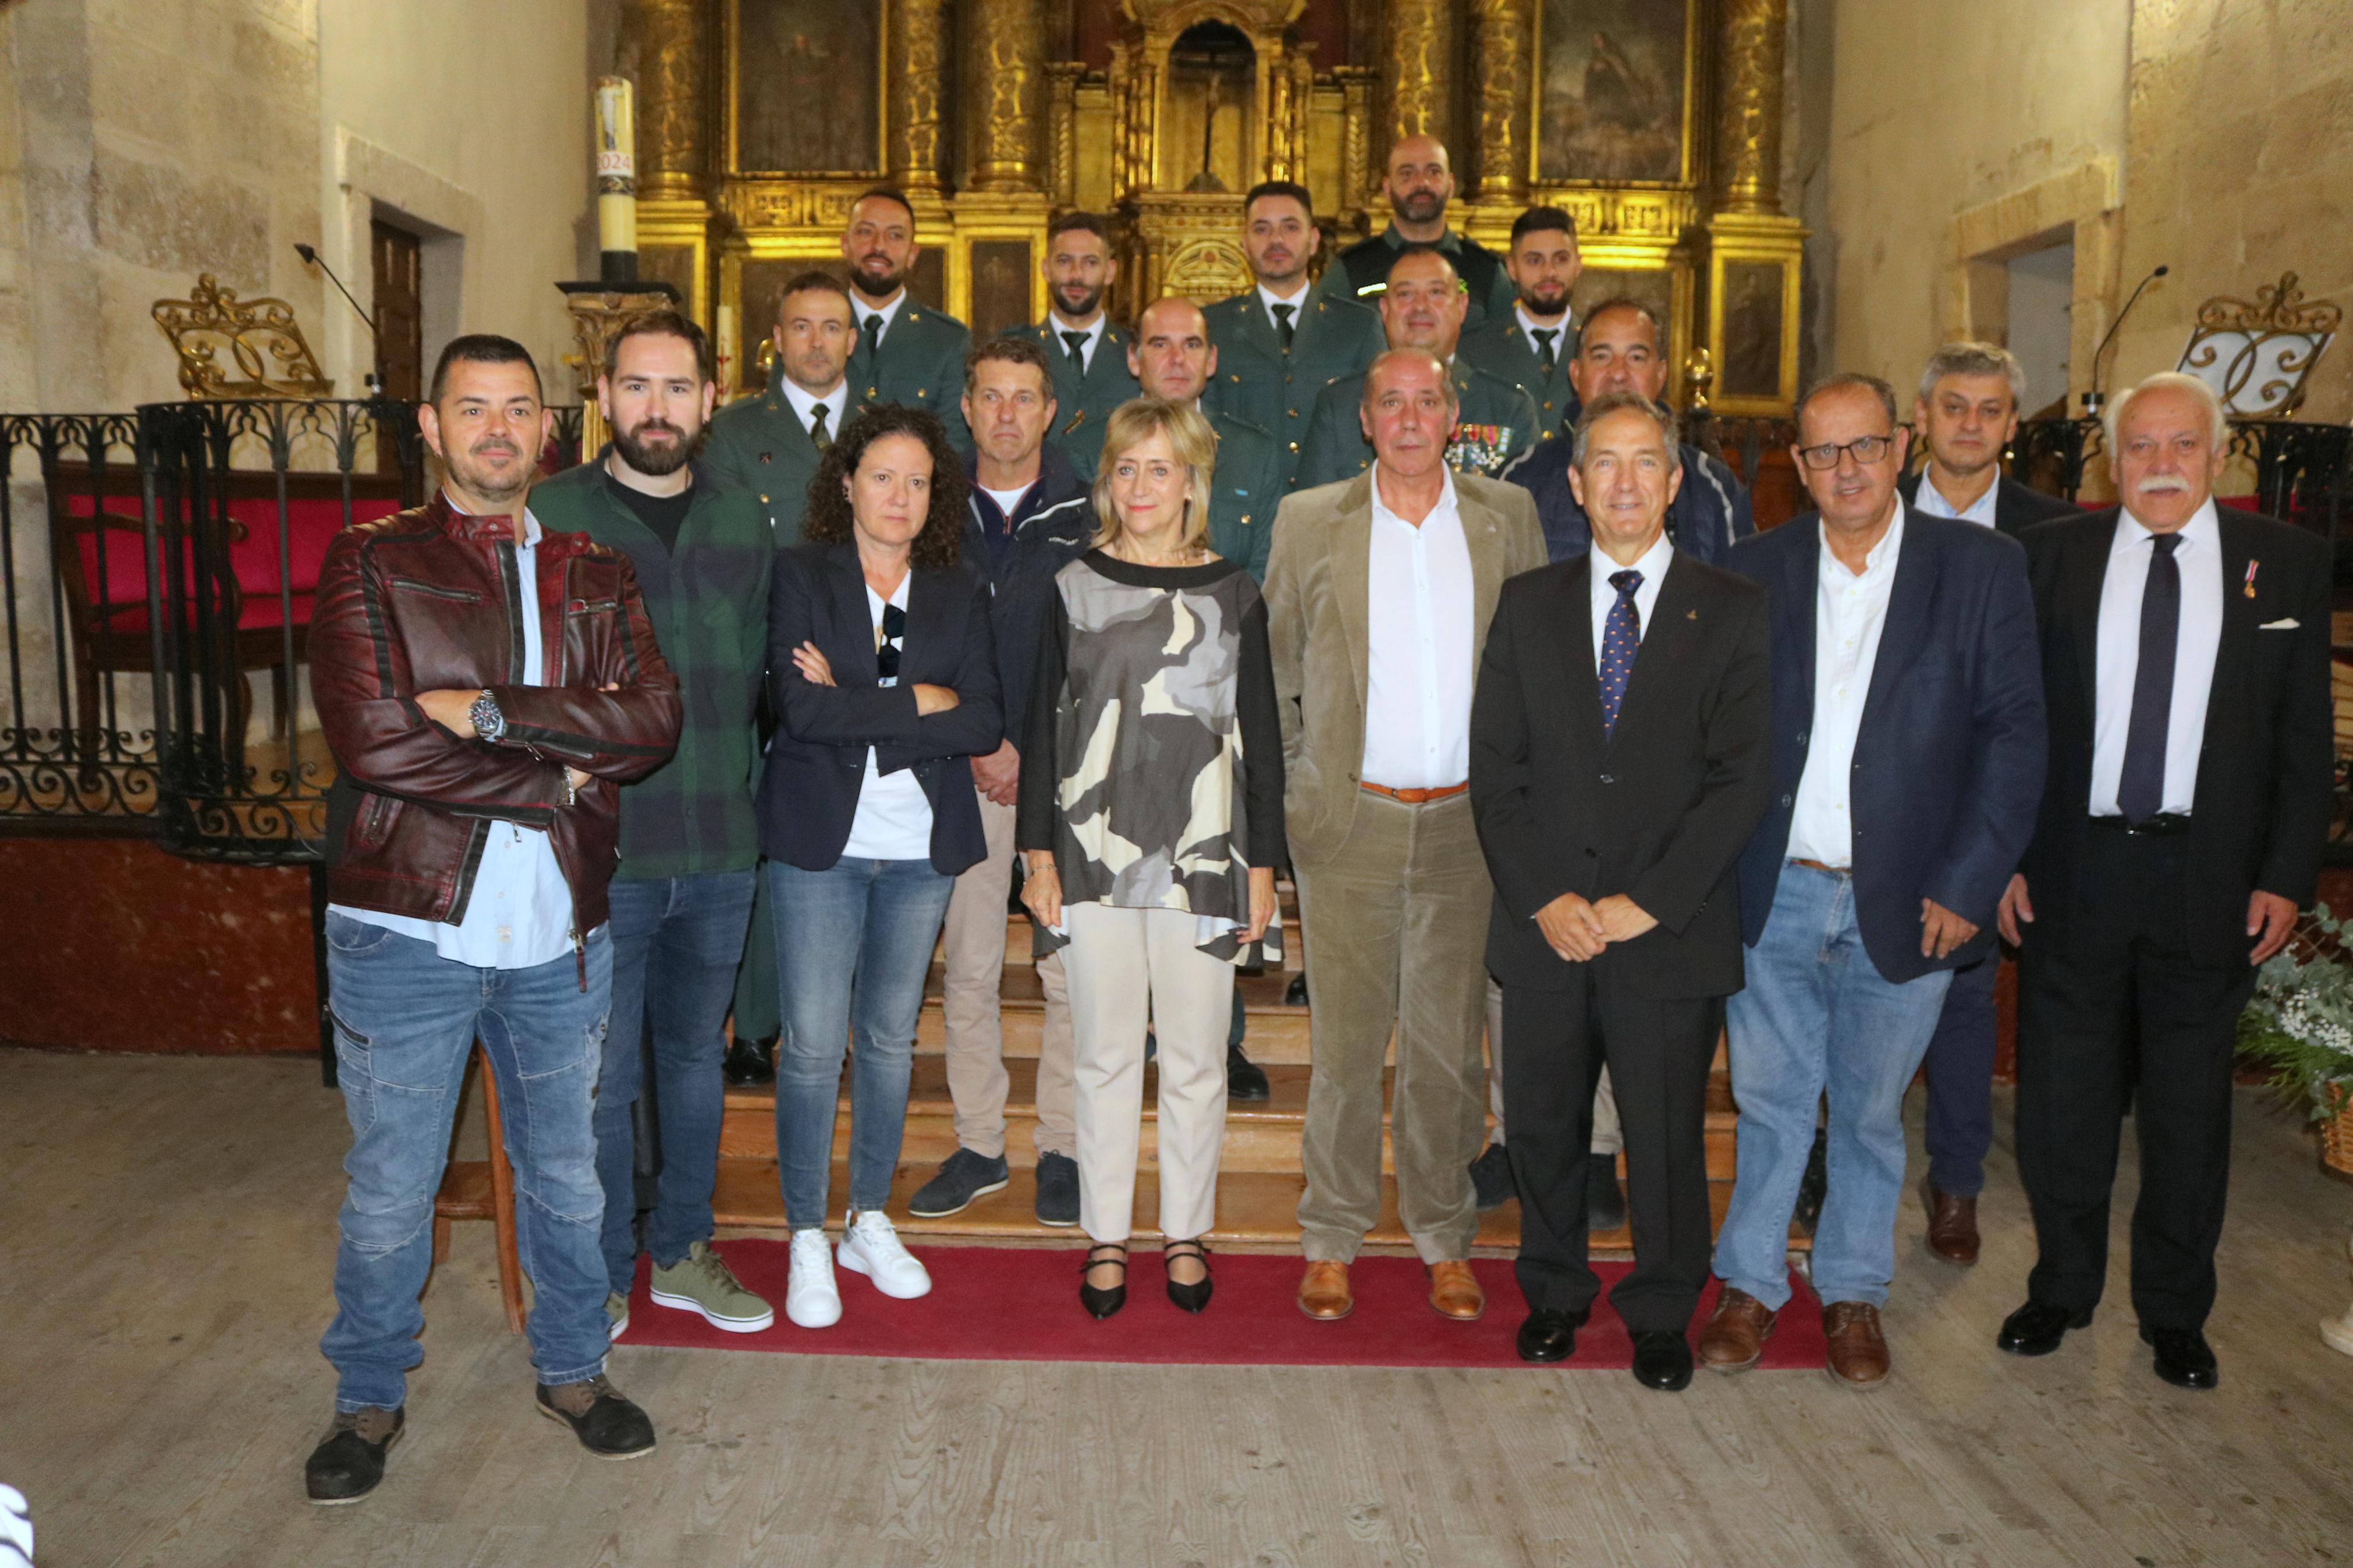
[{"xmin": 468, "ymin": 688, "xmax": 505, "ymax": 742}]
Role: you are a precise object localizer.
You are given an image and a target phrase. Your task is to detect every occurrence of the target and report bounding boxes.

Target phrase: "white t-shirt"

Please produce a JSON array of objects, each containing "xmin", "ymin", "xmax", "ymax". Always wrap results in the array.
[
  {"xmin": 840, "ymin": 571, "xmax": 937, "ymax": 861},
  {"xmin": 978, "ymin": 483, "xmax": 1035, "ymax": 520}
]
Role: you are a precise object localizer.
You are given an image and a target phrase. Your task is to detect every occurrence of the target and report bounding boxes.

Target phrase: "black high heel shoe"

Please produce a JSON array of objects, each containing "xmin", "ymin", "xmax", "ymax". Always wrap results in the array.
[
  {"xmin": 1080, "ymin": 1243, "xmax": 1128, "ymax": 1320},
  {"xmin": 1163, "ymin": 1239, "xmax": 1214, "ymax": 1314}
]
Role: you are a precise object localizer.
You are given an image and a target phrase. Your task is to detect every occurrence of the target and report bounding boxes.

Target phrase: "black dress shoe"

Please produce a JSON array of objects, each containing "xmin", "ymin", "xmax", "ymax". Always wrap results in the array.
[
  {"xmin": 1585, "ymin": 1161, "xmax": 1627, "ymax": 1232},
  {"xmin": 1284, "ymin": 972, "xmax": 1308, "ymax": 1007},
  {"xmin": 304, "ymin": 1406, "xmax": 403, "ymax": 1503},
  {"xmin": 1793, "ymin": 1125, "xmax": 1829, "ymax": 1236},
  {"xmin": 1629, "ymin": 1329, "xmax": 1694, "ymax": 1392},
  {"xmin": 535, "ymin": 1375, "xmax": 656, "ymax": 1458},
  {"xmin": 1470, "ymin": 1142, "xmax": 1516, "ymax": 1210},
  {"xmin": 1080, "ymin": 1244, "xmax": 1128, "ymax": 1320},
  {"xmin": 1516, "ymin": 1307, "xmax": 1587, "ymax": 1363},
  {"xmin": 1164, "ymin": 1239, "xmax": 1214, "ymax": 1313},
  {"xmin": 722, "ymin": 1035, "xmax": 776, "ymax": 1087},
  {"xmin": 2142, "ymin": 1325, "xmax": 2219, "ymax": 1389},
  {"xmin": 1997, "ymin": 1300, "xmax": 2093, "ymax": 1356},
  {"xmin": 1226, "ymin": 1043, "xmax": 1270, "ymax": 1101}
]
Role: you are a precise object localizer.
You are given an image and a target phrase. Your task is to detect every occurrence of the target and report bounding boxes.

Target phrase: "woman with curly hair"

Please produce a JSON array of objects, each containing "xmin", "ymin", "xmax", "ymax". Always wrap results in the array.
[{"xmin": 756, "ymin": 403, "xmax": 1002, "ymax": 1329}]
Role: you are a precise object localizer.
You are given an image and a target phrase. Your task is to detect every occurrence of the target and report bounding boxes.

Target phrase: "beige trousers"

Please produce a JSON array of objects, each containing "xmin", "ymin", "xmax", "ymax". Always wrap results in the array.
[
  {"xmin": 1485, "ymin": 978, "xmax": 1621, "ymax": 1155},
  {"xmin": 1061, "ymin": 902, "xmax": 1234, "ymax": 1243},
  {"xmin": 1296, "ymin": 791, "xmax": 1492, "ymax": 1264},
  {"xmin": 939, "ymin": 792, "xmax": 1075, "ymax": 1160}
]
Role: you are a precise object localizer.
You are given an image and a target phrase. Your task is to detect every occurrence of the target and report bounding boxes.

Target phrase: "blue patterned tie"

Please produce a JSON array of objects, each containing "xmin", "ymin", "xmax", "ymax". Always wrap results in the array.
[{"xmin": 1599, "ymin": 569, "xmax": 1642, "ymax": 740}]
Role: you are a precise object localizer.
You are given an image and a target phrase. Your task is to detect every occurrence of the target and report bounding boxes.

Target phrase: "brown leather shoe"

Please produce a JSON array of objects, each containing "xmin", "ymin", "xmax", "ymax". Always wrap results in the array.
[
  {"xmin": 1922, "ymin": 1178, "xmax": 1980, "ymax": 1265},
  {"xmin": 1426, "ymin": 1260, "xmax": 1485, "ymax": 1321},
  {"xmin": 1822, "ymin": 1300, "xmax": 1891, "ymax": 1388},
  {"xmin": 1697, "ymin": 1286, "xmax": 1777, "ymax": 1372},
  {"xmin": 1297, "ymin": 1260, "xmax": 1353, "ymax": 1321}
]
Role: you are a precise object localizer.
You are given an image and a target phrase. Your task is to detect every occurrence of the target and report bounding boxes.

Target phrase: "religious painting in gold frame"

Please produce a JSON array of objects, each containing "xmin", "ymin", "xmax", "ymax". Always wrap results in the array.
[
  {"xmin": 726, "ymin": 0, "xmax": 886, "ymax": 176},
  {"xmin": 1531, "ymin": 0, "xmax": 1702, "ymax": 188}
]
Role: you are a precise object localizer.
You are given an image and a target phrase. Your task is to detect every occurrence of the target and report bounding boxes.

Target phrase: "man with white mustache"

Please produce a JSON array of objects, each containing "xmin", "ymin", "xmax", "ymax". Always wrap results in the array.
[{"xmin": 1997, "ymin": 371, "xmax": 2333, "ymax": 1392}]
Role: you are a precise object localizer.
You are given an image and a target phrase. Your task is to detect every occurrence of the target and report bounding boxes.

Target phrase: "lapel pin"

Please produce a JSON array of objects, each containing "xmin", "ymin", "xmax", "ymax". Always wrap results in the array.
[{"xmin": 2244, "ymin": 560, "xmax": 2259, "ymax": 599}]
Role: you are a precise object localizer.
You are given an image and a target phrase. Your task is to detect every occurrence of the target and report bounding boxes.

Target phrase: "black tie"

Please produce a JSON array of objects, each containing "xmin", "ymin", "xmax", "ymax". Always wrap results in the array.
[
  {"xmin": 862, "ymin": 313, "xmax": 883, "ymax": 361},
  {"xmin": 807, "ymin": 402, "xmax": 831, "ymax": 450},
  {"xmin": 1062, "ymin": 329, "xmax": 1088, "ymax": 375},
  {"xmin": 1531, "ymin": 328, "xmax": 1559, "ymax": 375},
  {"xmin": 2118, "ymin": 532, "xmax": 2184, "ymax": 824},
  {"xmin": 1271, "ymin": 302, "xmax": 1297, "ymax": 350}
]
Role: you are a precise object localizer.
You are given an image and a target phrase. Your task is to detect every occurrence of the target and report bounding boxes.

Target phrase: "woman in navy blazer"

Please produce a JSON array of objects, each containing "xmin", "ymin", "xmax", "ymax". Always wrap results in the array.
[{"xmin": 755, "ymin": 404, "xmax": 1000, "ymax": 1332}]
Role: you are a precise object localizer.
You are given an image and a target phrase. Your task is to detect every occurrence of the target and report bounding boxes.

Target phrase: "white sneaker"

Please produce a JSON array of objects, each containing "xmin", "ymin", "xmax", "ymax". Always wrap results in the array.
[
  {"xmin": 836, "ymin": 1210, "xmax": 932, "ymax": 1300},
  {"xmin": 784, "ymin": 1229, "xmax": 842, "ymax": 1328}
]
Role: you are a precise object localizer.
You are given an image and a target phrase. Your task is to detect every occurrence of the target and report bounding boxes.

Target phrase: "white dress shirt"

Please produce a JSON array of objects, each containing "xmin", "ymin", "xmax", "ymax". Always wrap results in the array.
[
  {"xmin": 332, "ymin": 506, "xmax": 577, "ymax": 967},
  {"xmin": 779, "ymin": 375, "xmax": 848, "ymax": 442},
  {"xmin": 1588, "ymin": 532, "xmax": 1674, "ymax": 668},
  {"xmin": 1257, "ymin": 280, "xmax": 1311, "ymax": 337},
  {"xmin": 841, "ymin": 570, "xmax": 936, "ymax": 860},
  {"xmin": 1048, "ymin": 312, "xmax": 1106, "ymax": 374},
  {"xmin": 1787, "ymin": 502, "xmax": 1908, "ymax": 868},
  {"xmin": 853, "ymin": 290, "xmax": 907, "ymax": 347},
  {"xmin": 1361, "ymin": 468, "xmax": 1476, "ymax": 790},
  {"xmin": 1912, "ymin": 469, "xmax": 2001, "ymax": 528},
  {"xmin": 1516, "ymin": 304, "xmax": 1573, "ymax": 364},
  {"xmin": 2089, "ymin": 498, "xmax": 2224, "ymax": 817}
]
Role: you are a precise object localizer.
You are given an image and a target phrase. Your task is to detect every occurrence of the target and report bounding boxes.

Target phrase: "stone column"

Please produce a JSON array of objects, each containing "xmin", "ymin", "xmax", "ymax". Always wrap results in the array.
[
  {"xmin": 1468, "ymin": 0, "xmax": 1532, "ymax": 205},
  {"xmin": 1379, "ymin": 0, "xmax": 1454, "ymax": 157},
  {"xmin": 970, "ymin": 0, "xmax": 1045, "ymax": 193},
  {"xmin": 888, "ymin": 0, "xmax": 949, "ymax": 194},
  {"xmin": 629, "ymin": 0, "xmax": 705, "ymax": 201},
  {"xmin": 1713, "ymin": 0, "xmax": 1790, "ymax": 216}
]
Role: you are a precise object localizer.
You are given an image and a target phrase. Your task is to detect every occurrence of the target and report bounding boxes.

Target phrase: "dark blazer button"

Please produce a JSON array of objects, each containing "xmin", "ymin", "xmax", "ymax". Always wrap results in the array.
[
  {"xmin": 1780, "ymin": 794, "xmax": 1793, "ymax": 807},
  {"xmin": 1795, "ymin": 731, "xmax": 1808, "ymax": 745},
  {"xmin": 1599, "ymin": 772, "xmax": 1614, "ymax": 784}
]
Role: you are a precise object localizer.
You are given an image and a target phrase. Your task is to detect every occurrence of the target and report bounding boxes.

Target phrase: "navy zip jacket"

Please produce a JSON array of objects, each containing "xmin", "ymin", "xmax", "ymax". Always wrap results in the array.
[{"xmin": 962, "ymin": 442, "xmax": 1094, "ymax": 750}]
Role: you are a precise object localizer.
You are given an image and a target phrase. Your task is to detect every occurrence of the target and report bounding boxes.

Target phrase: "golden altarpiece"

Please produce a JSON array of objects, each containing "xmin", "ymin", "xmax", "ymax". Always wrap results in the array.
[{"xmin": 617, "ymin": 0, "xmax": 1805, "ymax": 415}]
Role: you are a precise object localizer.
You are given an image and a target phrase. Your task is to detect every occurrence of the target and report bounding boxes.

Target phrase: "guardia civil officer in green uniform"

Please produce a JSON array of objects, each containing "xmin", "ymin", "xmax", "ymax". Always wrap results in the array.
[
  {"xmin": 1457, "ymin": 206, "xmax": 1584, "ymax": 442},
  {"xmin": 840, "ymin": 186, "xmax": 973, "ymax": 449},
  {"xmin": 1296, "ymin": 246, "xmax": 1539, "ymax": 489},
  {"xmin": 1004, "ymin": 212, "xmax": 1138, "ymax": 481},
  {"xmin": 1201, "ymin": 180, "xmax": 1386, "ymax": 493},
  {"xmin": 704, "ymin": 269, "xmax": 868, "ymax": 548},
  {"xmin": 1311, "ymin": 135, "xmax": 1515, "ymax": 329}
]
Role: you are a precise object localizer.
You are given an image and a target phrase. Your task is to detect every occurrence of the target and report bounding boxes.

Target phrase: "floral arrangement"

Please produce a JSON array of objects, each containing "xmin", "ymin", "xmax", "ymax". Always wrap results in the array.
[{"xmin": 2237, "ymin": 905, "xmax": 2353, "ymax": 1121}]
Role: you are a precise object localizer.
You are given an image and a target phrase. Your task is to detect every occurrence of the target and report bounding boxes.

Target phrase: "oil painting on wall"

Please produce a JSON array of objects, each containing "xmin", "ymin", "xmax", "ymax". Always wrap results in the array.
[{"xmin": 1536, "ymin": 0, "xmax": 1691, "ymax": 185}]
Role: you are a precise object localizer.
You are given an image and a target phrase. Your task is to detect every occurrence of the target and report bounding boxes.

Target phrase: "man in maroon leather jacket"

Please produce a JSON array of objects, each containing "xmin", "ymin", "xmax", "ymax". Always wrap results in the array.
[{"xmin": 301, "ymin": 336, "xmax": 681, "ymax": 1505}]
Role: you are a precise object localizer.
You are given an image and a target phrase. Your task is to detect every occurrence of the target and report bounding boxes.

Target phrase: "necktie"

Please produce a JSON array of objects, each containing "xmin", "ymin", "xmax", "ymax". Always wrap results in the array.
[
  {"xmin": 2117, "ymin": 532, "xmax": 2184, "ymax": 824},
  {"xmin": 807, "ymin": 402, "xmax": 831, "ymax": 450},
  {"xmin": 1271, "ymin": 302, "xmax": 1297, "ymax": 350},
  {"xmin": 1062, "ymin": 329, "xmax": 1089, "ymax": 375},
  {"xmin": 862, "ymin": 312, "xmax": 883, "ymax": 362},
  {"xmin": 1531, "ymin": 328, "xmax": 1559, "ymax": 375},
  {"xmin": 1599, "ymin": 570, "xmax": 1643, "ymax": 741}
]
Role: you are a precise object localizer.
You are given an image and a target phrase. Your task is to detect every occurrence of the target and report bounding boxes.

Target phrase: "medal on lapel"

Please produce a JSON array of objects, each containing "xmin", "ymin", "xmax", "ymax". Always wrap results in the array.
[{"xmin": 2244, "ymin": 560, "xmax": 2259, "ymax": 599}]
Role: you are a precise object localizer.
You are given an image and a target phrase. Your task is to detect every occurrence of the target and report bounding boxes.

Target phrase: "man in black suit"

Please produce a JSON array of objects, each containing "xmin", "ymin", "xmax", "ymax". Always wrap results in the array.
[
  {"xmin": 1898, "ymin": 341, "xmax": 2079, "ymax": 1267},
  {"xmin": 1470, "ymin": 392, "xmax": 1774, "ymax": 1386},
  {"xmin": 1996, "ymin": 371, "xmax": 2332, "ymax": 1391},
  {"xmin": 1699, "ymin": 374, "xmax": 2045, "ymax": 1389}
]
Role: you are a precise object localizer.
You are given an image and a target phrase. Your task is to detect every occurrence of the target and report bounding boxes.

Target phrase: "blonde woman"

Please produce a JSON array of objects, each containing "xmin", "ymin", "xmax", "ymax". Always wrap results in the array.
[{"xmin": 1017, "ymin": 398, "xmax": 1284, "ymax": 1319}]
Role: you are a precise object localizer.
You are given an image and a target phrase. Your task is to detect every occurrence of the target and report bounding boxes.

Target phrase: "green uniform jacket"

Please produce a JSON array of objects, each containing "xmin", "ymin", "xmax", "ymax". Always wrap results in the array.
[
  {"xmin": 1204, "ymin": 408, "xmax": 1283, "ymax": 582},
  {"xmin": 1311, "ymin": 224, "xmax": 1517, "ymax": 329},
  {"xmin": 527, "ymin": 458, "xmax": 771, "ymax": 881},
  {"xmin": 1457, "ymin": 312, "xmax": 1579, "ymax": 441},
  {"xmin": 702, "ymin": 382, "xmax": 872, "ymax": 546},
  {"xmin": 1004, "ymin": 319, "xmax": 1140, "ymax": 481},
  {"xmin": 1294, "ymin": 357, "xmax": 1541, "ymax": 490},
  {"xmin": 853, "ymin": 298, "xmax": 973, "ymax": 449},
  {"xmin": 1201, "ymin": 290, "xmax": 1385, "ymax": 493}
]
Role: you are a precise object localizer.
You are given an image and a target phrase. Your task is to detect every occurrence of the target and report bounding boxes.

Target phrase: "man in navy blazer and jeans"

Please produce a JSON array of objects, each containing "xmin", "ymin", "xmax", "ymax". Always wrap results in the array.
[{"xmin": 1699, "ymin": 374, "xmax": 2045, "ymax": 1388}]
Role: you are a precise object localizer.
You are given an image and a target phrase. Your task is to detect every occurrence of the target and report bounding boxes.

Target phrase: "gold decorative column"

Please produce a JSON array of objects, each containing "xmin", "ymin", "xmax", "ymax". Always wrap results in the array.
[
  {"xmin": 1045, "ymin": 61, "xmax": 1083, "ymax": 208},
  {"xmin": 622, "ymin": 0, "xmax": 714, "ymax": 327},
  {"xmin": 1380, "ymin": 0, "xmax": 1454, "ymax": 155},
  {"xmin": 1701, "ymin": 0, "xmax": 1806, "ymax": 414},
  {"xmin": 1335, "ymin": 65, "xmax": 1378, "ymax": 218},
  {"xmin": 1468, "ymin": 0, "xmax": 1532, "ymax": 208},
  {"xmin": 887, "ymin": 0, "xmax": 949, "ymax": 195},
  {"xmin": 970, "ymin": 0, "xmax": 1046, "ymax": 193}
]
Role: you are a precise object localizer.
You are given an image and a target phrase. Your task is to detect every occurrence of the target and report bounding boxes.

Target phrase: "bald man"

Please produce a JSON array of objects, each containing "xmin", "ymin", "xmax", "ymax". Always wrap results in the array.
[{"xmin": 1315, "ymin": 135, "xmax": 1514, "ymax": 328}]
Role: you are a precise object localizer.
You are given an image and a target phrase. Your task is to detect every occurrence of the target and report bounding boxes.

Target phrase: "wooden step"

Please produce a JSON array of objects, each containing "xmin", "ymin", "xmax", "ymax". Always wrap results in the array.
[
  {"xmin": 707, "ymin": 1158, "xmax": 1808, "ymax": 1257},
  {"xmin": 908, "ymin": 965, "xmax": 1317, "ymax": 1063},
  {"xmin": 968, "ymin": 911, "xmax": 1308, "ymax": 970},
  {"xmin": 719, "ymin": 1057, "xmax": 1741, "ymax": 1180}
]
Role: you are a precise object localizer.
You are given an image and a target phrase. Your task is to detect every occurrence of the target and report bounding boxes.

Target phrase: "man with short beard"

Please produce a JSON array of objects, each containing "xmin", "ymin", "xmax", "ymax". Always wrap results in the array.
[
  {"xmin": 302, "ymin": 335, "xmax": 681, "ymax": 1502},
  {"xmin": 1202, "ymin": 180, "xmax": 1385, "ymax": 493},
  {"xmin": 1459, "ymin": 207, "xmax": 1583, "ymax": 439},
  {"xmin": 1006, "ymin": 212, "xmax": 1138, "ymax": 480},
  {"xmin": 531, "ymin": 311, "xmax": 777, "ymax": 1342},
  {"xmin": 838, "ymin": 186, "xmax": 972, "ymax": 448},
  {"xmin": 1315, "ymin": 135, "xmax": 1514, "ymax": 328}
]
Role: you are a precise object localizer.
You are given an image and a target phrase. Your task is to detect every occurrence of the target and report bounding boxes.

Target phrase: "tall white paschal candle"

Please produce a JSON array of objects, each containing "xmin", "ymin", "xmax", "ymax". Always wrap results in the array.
[{"xmin": 595, "ymin": 76, "xmax": 638, "ymax": 283}]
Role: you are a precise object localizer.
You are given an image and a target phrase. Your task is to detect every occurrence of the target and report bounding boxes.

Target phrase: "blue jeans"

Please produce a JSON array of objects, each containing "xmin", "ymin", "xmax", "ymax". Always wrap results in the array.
[
  {"xmin": 769, "ymin": 858, "xmax": 955, "ymax": 1230},
  {"xmin": 593, "ymin": 869, "xmax": 758, "ymax": 1294},
  {"xmin": 1921, "ymin": 948, "xmax": 2000, "ymax": 1197},
  {"xmin": 320, "ymin": 912, "xmax": 612, "ymax": 1411},
  {"xmin": 1713, "ymin": 865, "xmax": 1953, "ymax": 1310}
]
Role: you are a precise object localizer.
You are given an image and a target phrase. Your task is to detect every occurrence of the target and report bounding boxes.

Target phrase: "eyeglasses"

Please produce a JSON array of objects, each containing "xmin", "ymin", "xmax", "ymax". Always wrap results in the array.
[{"xmin": 1795, "ymin": 434, "xmax": 1896, "ymax": 470}]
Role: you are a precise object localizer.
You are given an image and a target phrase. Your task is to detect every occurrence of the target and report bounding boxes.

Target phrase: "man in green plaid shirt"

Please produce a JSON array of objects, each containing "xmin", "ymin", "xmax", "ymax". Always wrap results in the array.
[{"xmin": 530, "ymin": 311, "xmax": 777, "ymax": 1339}]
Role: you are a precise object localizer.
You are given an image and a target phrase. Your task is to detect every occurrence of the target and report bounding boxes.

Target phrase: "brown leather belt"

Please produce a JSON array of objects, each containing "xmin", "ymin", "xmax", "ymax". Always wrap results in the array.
[
  {"xmin": 1788, "ymin": 857, "xmax": 1851, "ymax": 876},
  {"xmin": 1360, "ymin": 780, "xmax": 1469, "ymax": 804}
]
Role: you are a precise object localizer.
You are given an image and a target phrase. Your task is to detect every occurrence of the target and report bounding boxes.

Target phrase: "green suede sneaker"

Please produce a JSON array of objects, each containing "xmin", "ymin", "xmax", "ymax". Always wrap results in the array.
[
  {"xmin": 648, "ymin": 1240, "xmax": 774, "ymax": 1333},
  {"xmin": 605, "ymin": 1290, "xmax": 630, "ymax": 1342}
]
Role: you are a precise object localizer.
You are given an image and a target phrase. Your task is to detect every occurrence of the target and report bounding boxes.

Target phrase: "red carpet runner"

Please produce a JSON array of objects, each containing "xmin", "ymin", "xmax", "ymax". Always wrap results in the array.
[{"xmin": 619, "ymin": 1241, "xmax": 1826, "ymax": 1370}]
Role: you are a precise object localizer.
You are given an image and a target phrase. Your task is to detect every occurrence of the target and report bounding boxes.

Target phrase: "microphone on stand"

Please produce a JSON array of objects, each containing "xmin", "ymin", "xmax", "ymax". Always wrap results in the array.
[
  {"xmin": 294, "ymin": 242, "xmax": 385, "ymax": 395},
  {"xmin": 2082, "ymin": 264, "xmax": 2169, "ymax": 416}
]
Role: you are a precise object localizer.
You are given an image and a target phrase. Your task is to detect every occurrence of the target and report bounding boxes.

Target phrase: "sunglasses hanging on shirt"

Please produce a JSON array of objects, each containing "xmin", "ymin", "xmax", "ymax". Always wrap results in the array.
[{"xmin": 875, "ymin": 601, "xmax": 906, "ymax": 686}]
